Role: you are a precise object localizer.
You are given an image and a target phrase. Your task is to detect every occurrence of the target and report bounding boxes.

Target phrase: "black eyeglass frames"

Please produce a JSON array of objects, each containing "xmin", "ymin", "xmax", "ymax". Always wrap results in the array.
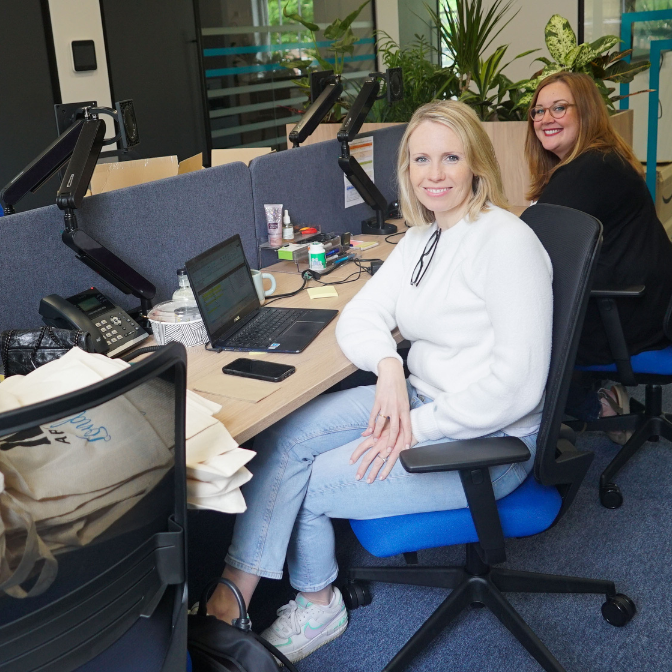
[{"xmin": 410, "ymin": 227, "xmax": 442, "ymax": 286}]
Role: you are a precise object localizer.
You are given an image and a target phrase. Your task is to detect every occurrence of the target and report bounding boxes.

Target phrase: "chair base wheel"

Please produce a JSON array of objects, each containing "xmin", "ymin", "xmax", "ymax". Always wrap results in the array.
[
  {"xmin": 602, "ymin": 593, "xmax": 636, "ymax": 627},
  {"xmin": 341, "ymin": 581, "xmax": 371, "ymax": 610},
  {"xmin": 599, "ymin": 483, "xmax": 623, "ymax": 509}
]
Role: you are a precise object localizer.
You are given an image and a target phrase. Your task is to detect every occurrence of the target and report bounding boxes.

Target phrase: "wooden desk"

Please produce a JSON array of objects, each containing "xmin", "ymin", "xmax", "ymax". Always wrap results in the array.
[{"xmin": 183, "ymin": 237, "xmax": 400, "ymax": 444}]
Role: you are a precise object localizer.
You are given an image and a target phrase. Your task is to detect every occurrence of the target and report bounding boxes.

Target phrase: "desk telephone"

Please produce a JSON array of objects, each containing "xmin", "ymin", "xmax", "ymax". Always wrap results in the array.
[{"xmin": 39, "ymin": 288, "xmax": 148, "ymax": 357}]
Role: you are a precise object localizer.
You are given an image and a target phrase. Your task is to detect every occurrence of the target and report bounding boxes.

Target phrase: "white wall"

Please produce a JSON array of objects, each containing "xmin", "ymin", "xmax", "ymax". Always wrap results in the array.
[
  {"xmin": 375, "ymin": 0, "xmax": 401, "ymax": 69},
  {"xmin": 48, "ymin": 0, "xmax": 114, "ymax": 138}
]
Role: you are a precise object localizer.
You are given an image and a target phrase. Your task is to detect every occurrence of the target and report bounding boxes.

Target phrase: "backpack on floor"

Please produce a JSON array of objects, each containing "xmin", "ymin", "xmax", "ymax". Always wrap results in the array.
[{"xmin": 188, "ymin": 578, "xmax": 299, "ymax": 672}]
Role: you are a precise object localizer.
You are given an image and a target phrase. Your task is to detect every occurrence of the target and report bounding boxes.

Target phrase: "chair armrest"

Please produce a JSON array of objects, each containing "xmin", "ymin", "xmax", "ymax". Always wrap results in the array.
[
  {"xmin": 401, "ymin": 436, "xmax": 531, "ymax": 566},
  {"xmin": 590, "ymin": 285, "xmax": 645, "ymax": 299},
  {"xmin": 399, "ymin": 436, "xmax": 530, "ymax": 474}
]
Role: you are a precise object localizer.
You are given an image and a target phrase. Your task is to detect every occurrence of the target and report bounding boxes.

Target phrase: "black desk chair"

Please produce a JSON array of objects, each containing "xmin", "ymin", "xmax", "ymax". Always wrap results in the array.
[
  {"xmin": 0, "ymin": 342, "xmax": 188, "ymax": 672},
  {"xmin": 344, "ymin": 204, "xmax": 635, "ymax": 672},
  {"xmin": 570, "ymin": 285, "xmax": 672, "ymax": 508}
]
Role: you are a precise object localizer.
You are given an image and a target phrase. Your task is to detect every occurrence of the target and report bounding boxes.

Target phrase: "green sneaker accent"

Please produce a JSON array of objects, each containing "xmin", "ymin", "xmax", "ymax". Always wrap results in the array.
[{"xmin": 275, "ymin": 637, "xmax": 292, "ymax": 648}]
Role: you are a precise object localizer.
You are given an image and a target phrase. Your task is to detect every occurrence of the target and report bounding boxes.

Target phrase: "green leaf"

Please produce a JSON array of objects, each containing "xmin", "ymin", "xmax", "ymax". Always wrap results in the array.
[
  {"xmin": 603, "ymin": 59, "xmax": 651, "ymax": 83},
  {"xmin": 589, "ymin": 35, "xmax": 620, "ymax": 55},
  {"xmin": 323, "ymin": 19, "xmax": 342, "ymax": 39},
  {"xmin": 573, "ymin": 43, "xmax": 597, "ymax": 69},
  {"xmin": 340, "ymin": 0, "xmax": 371, "ymax": 32},
  {"xmin": 283, "ymin": 5, "xmax": 319, "ymax": 32},
  {"xmin": 545, "ymin": 14, "xmax": 577, "ymax": 63},
  {"xmin": 513, "ymin": 91, "xmax": 534, "ymax": 110},
  {"xmin": 533, "ymin": 56, "xmax": 554, "ymax": 66}
]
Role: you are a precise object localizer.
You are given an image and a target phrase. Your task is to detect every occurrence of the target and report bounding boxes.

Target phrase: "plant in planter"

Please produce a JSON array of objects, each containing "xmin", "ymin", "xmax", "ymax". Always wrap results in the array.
[
  {"xmin": 366, "ymin": 32, "xmax": 458, "ymax": 123},
  {"xmin": 521, "ymin": 14, "xmax": 652, "ymax": 111},
  {"xmin": 426, "ymin": 0, "xmax": 538, "ymax": 120},
  {"xmin": 280, "ymin": 0, "xmax": 371, "ymax": 121}
]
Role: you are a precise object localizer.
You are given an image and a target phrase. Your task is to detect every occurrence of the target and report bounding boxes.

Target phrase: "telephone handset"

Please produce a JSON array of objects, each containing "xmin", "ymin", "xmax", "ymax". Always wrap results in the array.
[{"xmin": 39, "ymin": 288, "xmax": 148, "ymax": 357}]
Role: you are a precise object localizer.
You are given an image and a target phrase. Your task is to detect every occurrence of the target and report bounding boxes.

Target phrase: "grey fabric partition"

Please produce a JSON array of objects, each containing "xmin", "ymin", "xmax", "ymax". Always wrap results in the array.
[
  {"xmin": 249, "ymin": 124, "xmax": 407, "ymax": 248},
  {"xmin": 1, "ymin": 162, "xmax": 256, "ymax": 330}
]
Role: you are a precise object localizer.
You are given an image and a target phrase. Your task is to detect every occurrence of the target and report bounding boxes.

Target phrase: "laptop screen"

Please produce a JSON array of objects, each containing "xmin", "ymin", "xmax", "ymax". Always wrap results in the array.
[{"xmin": 185, "ymin": 234, "xmax": 260, "ymax": 342}]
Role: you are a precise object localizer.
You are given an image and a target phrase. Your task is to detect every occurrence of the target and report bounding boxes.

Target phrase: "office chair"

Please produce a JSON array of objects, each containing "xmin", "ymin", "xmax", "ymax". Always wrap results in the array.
[
  {"xmin": 0, "ymin": 342, "xmax": 188, "ymax": 672},
  {"xmin": 344, "ymin": 204, "xmax": 636, "ymax": 672},
  {"xmin": 568, "ymin": 285, "xmax": 672, "ymax": 509}
]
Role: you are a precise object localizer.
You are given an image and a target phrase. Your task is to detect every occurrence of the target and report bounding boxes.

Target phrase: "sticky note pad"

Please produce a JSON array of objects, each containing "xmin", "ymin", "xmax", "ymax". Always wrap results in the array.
[{"xmin": 307, "ymin": 286, "xmax": 339, "ymax": 299}]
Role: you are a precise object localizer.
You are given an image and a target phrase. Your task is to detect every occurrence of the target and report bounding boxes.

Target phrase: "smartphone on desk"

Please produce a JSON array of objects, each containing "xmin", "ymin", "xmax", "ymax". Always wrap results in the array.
[{"xmin": 222, "ymin": 358, "xmax": 296, "ymax": 383}]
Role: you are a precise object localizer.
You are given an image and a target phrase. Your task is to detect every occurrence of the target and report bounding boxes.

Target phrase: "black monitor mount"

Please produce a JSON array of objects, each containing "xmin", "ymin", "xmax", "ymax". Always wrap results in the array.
[
  {"xmin": 0, "ymin": 103, "xmax": 155, "ymax": 328},
  {"xmin": 289, "ymin": 70, "xmax": 344, "ymax": 148},
  {"xmin": 337, "ymin": 69, "xmax": 402, "ymax": 236}
]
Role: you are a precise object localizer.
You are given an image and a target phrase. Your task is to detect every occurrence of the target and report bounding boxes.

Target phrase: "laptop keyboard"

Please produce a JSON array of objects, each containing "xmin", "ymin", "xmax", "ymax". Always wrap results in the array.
[{"xmin": 225, "ymin": 308, "xmax": 307, "ymax": 349}]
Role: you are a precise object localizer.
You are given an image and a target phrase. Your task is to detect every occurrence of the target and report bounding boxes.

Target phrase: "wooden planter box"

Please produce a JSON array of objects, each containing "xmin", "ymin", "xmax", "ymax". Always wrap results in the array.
[{"xmin": 285, "ymin": 110, "xmax": 634, "ymax": 208}]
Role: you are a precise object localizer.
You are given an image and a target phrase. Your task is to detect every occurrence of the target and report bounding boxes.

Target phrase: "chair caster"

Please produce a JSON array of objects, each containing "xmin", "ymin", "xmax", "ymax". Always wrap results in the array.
[
  {"xmin": 602, "ymin": 594, "xmax": 636, "ymax": 627},
  {"xmin": 599, "ymin": 483, "xmax": 623, "ymax": 509},
  {"xmin": 341, "ymin": 581, "xmax": 371, "ymax": 610}
]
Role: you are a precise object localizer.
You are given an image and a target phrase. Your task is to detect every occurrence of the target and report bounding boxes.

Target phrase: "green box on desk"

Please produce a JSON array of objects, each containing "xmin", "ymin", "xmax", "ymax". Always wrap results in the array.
[{"xmin": 277, "ymin": 243, "xmax": 310, "ymax": 260}]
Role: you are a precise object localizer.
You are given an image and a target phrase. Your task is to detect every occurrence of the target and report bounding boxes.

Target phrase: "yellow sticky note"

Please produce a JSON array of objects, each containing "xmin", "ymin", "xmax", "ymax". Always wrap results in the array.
[{"xmin": 307, "ymin": 286, "xmax": 339, "ymax": 299}]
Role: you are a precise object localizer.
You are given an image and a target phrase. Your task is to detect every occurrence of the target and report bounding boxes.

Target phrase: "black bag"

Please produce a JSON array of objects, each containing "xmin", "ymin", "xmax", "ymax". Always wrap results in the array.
[
  {"xmin": 188, "ymin": 579, "xmax": 299, "ymax": 672},
  {"xmin": 1, "ymin": 326, "xmax": 93, "ymax": 377}
]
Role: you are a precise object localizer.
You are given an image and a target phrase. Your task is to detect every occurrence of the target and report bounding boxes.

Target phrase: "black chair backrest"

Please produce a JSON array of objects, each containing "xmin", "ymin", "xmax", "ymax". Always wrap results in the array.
[
  {"xmin": 520, "ymin": 204, "xmax": 602, "ymax": 486},
  {"xmin": 0, "ymin": 342, "xmax": 187, "ymax": 672}
]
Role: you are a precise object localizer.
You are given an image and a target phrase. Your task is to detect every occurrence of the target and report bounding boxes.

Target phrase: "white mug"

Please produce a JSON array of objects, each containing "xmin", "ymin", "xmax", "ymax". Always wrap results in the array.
[{"xmin": 251, "ymin": 269, "xmax": 277, "ymax": 305}]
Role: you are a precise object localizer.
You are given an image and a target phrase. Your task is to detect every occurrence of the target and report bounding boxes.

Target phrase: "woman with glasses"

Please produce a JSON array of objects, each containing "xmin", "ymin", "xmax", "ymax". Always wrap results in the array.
[
  {"xmin": 204, "ymin": 101, "xmax": 553, "ymax": 663},
  {"xmin": 525, "ymin": 72, "xmax": 672, "ymax": 437}
]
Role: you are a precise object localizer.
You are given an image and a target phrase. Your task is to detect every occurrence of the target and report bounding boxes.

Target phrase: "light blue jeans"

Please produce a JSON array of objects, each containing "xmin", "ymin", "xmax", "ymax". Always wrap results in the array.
[{"xmin": 226, "ymin": 383, "xmax": 537, "ymax": 593}]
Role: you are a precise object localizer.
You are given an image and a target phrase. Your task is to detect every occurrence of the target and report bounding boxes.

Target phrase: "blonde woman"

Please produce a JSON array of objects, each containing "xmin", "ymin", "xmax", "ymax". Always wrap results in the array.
[{"xmin": 205, "ymin": 100, "xmax": 553, "ymax": 664}]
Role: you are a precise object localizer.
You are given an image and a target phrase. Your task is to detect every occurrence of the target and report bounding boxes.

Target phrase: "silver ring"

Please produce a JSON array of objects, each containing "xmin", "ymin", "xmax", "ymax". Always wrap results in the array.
[{"xmin": 376, "ymin": 455, "xmax": 388, "ymax": 463}]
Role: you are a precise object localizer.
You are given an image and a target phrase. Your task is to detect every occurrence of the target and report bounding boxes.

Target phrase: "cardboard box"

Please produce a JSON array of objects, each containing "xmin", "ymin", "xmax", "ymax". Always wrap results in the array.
[
  {"xmin": 178, "ymin": 148, "xmax": 273, "ymax": 174},
  {"xmin": 662, "ymin": 216, "xmax": 672, "ymax": 240},
  {"xmin": 87, "ymin": 156, "xmax": 178, "ymax": 196}
]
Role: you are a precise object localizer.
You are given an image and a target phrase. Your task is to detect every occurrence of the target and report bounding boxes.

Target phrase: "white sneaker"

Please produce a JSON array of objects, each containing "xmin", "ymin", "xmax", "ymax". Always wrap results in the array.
[{"xmin": 260, "ymin": 587, "xmax": 348, "ymax": 663}]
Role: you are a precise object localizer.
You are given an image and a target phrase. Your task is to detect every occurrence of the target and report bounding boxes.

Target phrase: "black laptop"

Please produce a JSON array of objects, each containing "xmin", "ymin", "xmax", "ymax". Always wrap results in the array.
[{"xmin": 185, "ymin": 234, "xmax": 338, "ymax": 353}]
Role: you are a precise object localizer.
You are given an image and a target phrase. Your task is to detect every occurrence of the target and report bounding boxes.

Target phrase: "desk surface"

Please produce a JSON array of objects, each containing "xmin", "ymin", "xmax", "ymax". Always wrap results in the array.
[{"xmin": 183, "ymin": 235, "xmax": 400, "ymax": 444}]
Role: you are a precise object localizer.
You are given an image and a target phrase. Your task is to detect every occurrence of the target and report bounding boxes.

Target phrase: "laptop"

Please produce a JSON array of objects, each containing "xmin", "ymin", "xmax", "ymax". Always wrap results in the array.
[{"xmin": 185, "ymin": 234, "xmax": 338, "ymax": 353}]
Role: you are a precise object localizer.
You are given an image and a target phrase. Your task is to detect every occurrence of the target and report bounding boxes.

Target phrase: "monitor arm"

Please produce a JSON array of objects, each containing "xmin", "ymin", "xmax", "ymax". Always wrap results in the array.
[
  {"xmin": 289, "ymin": 73, "xmax": 344, "ymax": 148},
  {"xmin": 1, "ymin": 105, "xmax": 156, "ymax": 326},
  {"xmin": 336, "ymin": 73, "xmax": 397, "ymax": 236}
]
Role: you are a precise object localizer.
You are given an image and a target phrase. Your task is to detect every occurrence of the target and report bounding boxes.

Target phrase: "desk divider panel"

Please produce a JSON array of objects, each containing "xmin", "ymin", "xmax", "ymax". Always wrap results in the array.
[
  {"xmin": 249, "ymin": 124, "xmax": 407, "ymax": 247},
  {"xmin": 0, "ymin": 162, "xmax": 256, "ymax": 331}
]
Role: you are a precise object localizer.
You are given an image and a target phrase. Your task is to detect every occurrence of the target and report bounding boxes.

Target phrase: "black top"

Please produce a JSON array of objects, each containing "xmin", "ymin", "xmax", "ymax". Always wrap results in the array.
[{"xmin": 537, "ymin": 149, "xmax": 672, "ymax": 365}]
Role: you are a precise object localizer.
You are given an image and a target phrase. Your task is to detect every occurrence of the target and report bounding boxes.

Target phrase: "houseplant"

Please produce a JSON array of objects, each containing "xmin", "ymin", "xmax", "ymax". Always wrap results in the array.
[
  {"xmin": 280, "ymin": 0, "xmax": 372, "ymax": 122},
  {"xmin": 521, "ymin": 14, "xmax": 652, "ymax": 112}
]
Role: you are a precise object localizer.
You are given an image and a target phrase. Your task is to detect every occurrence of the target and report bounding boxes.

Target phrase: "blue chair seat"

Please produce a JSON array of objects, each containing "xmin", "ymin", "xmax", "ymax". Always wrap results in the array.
[
  {"xmin": 576, "ymin": 344, "xmax": 672, "ymax": 375},
  {"xmin": 350, "ymin": 473, "xmax": 562, "ymax": 558}
]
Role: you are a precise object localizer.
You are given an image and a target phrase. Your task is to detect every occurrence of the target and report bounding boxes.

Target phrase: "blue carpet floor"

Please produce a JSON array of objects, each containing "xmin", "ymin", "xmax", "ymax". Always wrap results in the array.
[{"xmin": 187, "ymin": 386, "xmax": 672, "ymax": 672}]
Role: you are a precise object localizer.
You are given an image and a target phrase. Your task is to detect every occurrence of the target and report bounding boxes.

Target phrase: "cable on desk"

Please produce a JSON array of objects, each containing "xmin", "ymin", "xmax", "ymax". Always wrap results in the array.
[
  {"xmin": 385, "ymin": 220, "xmax": 409, "ymax": 245},
  {"xmin": 263, "ymin": 276, "xmax": 309, "ymax": 305}
]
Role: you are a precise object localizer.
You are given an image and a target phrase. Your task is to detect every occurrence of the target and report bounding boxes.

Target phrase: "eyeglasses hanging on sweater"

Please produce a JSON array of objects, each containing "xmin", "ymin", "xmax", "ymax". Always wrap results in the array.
[{"xmin": 410, "ymin": 227, "xmax": 442, "ymax": 286}]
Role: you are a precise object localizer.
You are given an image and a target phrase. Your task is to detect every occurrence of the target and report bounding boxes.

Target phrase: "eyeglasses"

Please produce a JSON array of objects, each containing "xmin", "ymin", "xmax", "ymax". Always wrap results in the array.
[
  {"xmin": 529, "ymin": 103, "xmax": 576, "ymax": 122},
  {"xmin": 410, "ymin": 228, "xmax": 442, "ymax": 286}
]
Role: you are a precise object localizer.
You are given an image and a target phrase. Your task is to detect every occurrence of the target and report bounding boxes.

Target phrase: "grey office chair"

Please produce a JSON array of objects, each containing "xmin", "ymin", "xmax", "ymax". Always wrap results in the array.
[{"xmin": 0, "ymin": 342, "xmax": 188, "ymax": 672}]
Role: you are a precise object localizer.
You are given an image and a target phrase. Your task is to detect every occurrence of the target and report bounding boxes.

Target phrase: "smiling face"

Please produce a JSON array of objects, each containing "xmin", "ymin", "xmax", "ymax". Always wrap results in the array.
[
  {"xmin": 408, "ymin": 120, "xmax": 474, "ymax": 230},
  {"xmin": 533, "ymin": 81, "xmax": 579, "ymax": 160}
]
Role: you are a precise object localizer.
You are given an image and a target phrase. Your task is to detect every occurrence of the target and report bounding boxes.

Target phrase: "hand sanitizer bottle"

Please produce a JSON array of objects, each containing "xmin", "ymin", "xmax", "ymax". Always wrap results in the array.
[{"xmin": 172, "ymin": 268, "xmax": 195, "ymax": 301}]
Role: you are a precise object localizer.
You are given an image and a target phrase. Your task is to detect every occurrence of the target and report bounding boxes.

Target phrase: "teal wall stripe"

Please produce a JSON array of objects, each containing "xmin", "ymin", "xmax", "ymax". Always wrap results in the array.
[{"xmin": 204, "ymin": 37, "xmax": 374, "ymax": 57}]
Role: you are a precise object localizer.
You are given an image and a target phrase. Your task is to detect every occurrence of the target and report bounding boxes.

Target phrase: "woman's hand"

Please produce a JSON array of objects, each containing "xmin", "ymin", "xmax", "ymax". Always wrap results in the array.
[
  {"xmin": 362, "ymin": 357, "xmax": 412, "ymax": 451},
  {"xmin": 350, "ymin": 426, "xmax": 418, "ymax": 482}
]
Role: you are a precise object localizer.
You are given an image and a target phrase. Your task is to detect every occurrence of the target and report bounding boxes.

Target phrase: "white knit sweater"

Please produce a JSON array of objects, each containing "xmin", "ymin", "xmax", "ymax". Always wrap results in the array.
[{"xmin": 335, "ymin": 205, "xmax": 553, "ymax": 442}]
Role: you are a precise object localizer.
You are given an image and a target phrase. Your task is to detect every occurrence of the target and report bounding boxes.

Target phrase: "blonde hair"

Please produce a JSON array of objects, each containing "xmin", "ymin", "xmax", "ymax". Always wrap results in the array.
[
  {"xmin": 397, "ymin": 100, "xmax": 508, "ymax": 226},
  {"xmin": 525, "ymin": 72, "xmax": 643, "ymax": 201}
]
